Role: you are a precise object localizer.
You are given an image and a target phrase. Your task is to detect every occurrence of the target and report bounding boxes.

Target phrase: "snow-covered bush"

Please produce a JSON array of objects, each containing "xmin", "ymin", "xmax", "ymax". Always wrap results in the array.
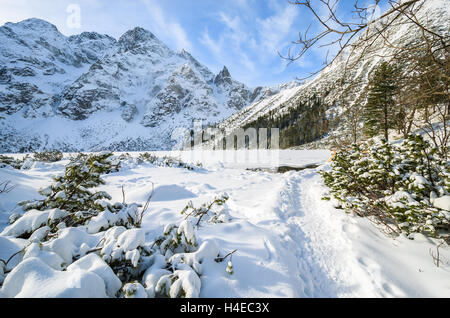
[
  {"xmin": 0, "ymin": 155, "xmax": 29, "ymax": 170},
  {"xmin": 0, "ymin": 149, "xmax": 236, "ymax": 298},
  {"xmin": 181, "ymin": 194, "xmax": 231, "ymax": 226},
  {"xmin": 10, "ymin": 153, "xmax": 132, "ymax": 239},
  {"xmin": 33, "ymin": 150, "xmax": 63, "ymax": 162},
  {"xmin": 0, "ymin": 155, "xmax": 19, "ymax": 169},
  {"xmin": 1, "ymin": 156, "xmax": 232, "ymax": 298},
  {"xmin": 70, "ymin": 152, "xmax": 121, "ymax": 175},
  {"xmin": 137, "ymin": 153, "xmax": 202, "ymax": 171},
  {"xmin": 156, "ymin": 221, "xmax": 198, "ymax": 258},
  {"xmin": 122, "ymin": 282, "xmax": 147, "ymax": 298},
  {"xmin": 322, "ymin": 135, "xmax": 450, "ymax": 237},
  {"xmin": 18, "ymin": 161, "xmax": 110, "ymax": 218}
]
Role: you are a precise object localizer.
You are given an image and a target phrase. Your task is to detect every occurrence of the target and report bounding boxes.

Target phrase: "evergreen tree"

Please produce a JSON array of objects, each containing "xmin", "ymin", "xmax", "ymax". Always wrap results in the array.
[
  {"xmin": 321, "ymin": 135, "xmax": 450, "ymax": 237},
  {"xmin": 364, "ymin": 61, "xmax": 399, "ymax": 141}
]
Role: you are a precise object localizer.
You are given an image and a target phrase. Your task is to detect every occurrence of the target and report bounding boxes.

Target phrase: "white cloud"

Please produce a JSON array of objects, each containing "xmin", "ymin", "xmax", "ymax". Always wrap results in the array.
[
  {"xmin": 257, "ymin": 5, "xmax": 298, "ymax": 54},
  {"xmin": 139, "ymin": 0, "xmax": 192, "ymax": 51},
  {"xmin": 200, "ymin": 29, "xmax": 221, "ymax": 57},
  {"xmin": 198, "ymin": 1, "xmax": 298, "ymax": 80}
]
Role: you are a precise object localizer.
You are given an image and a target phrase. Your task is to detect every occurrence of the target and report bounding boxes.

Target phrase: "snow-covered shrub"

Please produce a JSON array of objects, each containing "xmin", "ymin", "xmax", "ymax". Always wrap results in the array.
[
  {"xmin": 86, "ymin": 203, "xmax": 145, "ymax": 233},
  {"xmin": 33, "ymin": 150, "xmax": 63, "ymax": 162},
  {"xmin": 1, "ymin": 257, "xmax": 112, "ymax": 298},
  {"xmin": 0, "ymin": 155, "xmax": 19, "ymax": 169},
  {"xmin": 181, "ymin": 194, "xmax": 231, "ymax": 226},
  {"xmin": 11, "ymin": 153, "xmax": 131, "ymax": 238},
  {"xmin": 122, "ymin": 282, "xmax": 147, "ymax": 298},
  {"xmin": 322, "ymin": 135, "xmax": 450, "ymax": 237},
  {"xmin": 145, "ymin": 238, "xmax": 220, "ymax": 298},
  {"xmin": 155, "ymin": 221, "xmax": 198, "ymax": 258},
  {"xmin": 18, "ymin": 160, "xmax": 111, "ymax": 222},
  {"xmin": 0, "ymin": 156, "xmax": 231, "ymax": 298},
  {"xmin": 20, "ymin": 157, "xmax": 35, "ymax": 170},
  {"xmin": 98, "ymin": 227, "xmax": 152, "ymax": 283},
  {"xmin": 137, "ymin": 153, "xmax": 202, "ymax": 171},
  {"xmin": 0, "ymin": 155, "xmax": 28, "ymax": 170},
  {"xmin": 96, "ymin": 219, "xmax": 224, "ymax": 298},
  {"xmin": 70, "ymin": 152, "xmax": 121, "ymax": 175}
]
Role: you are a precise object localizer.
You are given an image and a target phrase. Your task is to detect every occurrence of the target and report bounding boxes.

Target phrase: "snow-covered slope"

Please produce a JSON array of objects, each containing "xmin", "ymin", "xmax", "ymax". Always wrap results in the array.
[
  {"xmin": 217, "ymin": 0, "xmax": 450, "ymax": 143},
  {"xmin": 0, "ymin": 19, "xmax": 293, "ymax": 152}
]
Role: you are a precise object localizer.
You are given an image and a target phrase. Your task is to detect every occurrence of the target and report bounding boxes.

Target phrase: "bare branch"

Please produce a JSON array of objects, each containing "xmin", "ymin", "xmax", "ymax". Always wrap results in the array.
[{"xmin": 0, "ymin": 180, "xmax": 16, "ymax": 194}]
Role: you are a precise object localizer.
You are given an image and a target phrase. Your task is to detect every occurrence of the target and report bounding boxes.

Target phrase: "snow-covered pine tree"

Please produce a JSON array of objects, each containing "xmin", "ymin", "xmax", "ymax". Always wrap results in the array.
[
  {"xmin": 33, "ymin": 150, "xmax": 63, "ymax": 162},
  {"xmin": 363, "ymin": 62, "xmax": 399, "ymax": 141},
  {"xmin": 322, "ymin": 135, "xmax": 450, "ymax": 237},
  {"xmin": 387, "ymin": 135, "xmax": 450, "ymax": 235},
  {"xmin": 16, "ymin": 153, "xmax": 119, "ymax": 232}
]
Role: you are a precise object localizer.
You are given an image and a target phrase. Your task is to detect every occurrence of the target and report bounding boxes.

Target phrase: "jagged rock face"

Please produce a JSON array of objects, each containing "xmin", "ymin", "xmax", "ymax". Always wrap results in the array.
[
  {"xmin": 121, "ymin": 103, "xmax": 138, "ymax": 122},
  {"xmin": 0, "ymin": 18, "xmax": 116, "ymax": 120},
  {"xmin": 0, "ymin": 20, "xmax": 287, "ymax": 152},
  {"xmin": 141, "ymin": 64, "xmax": 220, "ymax": 128}
]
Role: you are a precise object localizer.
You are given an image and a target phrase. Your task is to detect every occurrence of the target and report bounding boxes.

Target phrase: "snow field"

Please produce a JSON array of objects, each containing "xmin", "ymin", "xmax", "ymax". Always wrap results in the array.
[{"xmin": 0, "ymin": 151, "xmax": 449, "ymax": 297}]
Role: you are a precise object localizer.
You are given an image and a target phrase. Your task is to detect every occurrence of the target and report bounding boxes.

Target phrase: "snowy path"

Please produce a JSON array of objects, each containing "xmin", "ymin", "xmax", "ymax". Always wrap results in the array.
[
  {"xmin": 259, "ymin": 170, "xmax": 401, "ymax": 297},
  {"xmin": 232, "ymin": 169, "xmax": 386, "ymax": 297}
]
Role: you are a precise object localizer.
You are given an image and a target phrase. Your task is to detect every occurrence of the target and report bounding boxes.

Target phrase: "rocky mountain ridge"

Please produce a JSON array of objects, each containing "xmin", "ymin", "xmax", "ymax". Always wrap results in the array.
[{"xmin": 0, "ymin": 19, "xmax": 295, "ymax": 152}]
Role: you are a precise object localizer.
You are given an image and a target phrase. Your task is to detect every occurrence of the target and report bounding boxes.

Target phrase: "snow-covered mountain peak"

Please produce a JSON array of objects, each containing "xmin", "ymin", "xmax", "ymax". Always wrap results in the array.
[
  {"xmin": 4, "ymin": 18, "xmax": 60, "ymax": 34},
  {"xmin": 214, "ymin": 66, "xmax": 232, "ymax": 86},
  {"xmin": 118, "ymin": 27, "xmax": 166, "ymax": 52},
  {"xmin": 69, "ymin": 31, "xmax": 116, "ymax": 45},
  {"xmin": 177, "ymin": 49, "xmax": 215, "ymax": 82},
  {"xmin": 0, "ymin": 18, "xmax": 282, "ymax": 152}
]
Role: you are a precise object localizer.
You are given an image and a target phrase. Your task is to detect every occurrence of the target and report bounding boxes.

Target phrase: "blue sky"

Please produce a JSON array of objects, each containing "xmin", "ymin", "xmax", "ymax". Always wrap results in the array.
[{"xmin": 0, "ymin": 0, "xmax": 386, "ymax": 87}]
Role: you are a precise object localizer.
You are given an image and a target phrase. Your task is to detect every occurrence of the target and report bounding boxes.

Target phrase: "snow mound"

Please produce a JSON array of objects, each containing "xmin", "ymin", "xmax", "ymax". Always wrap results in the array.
[
  {"xmin": 67, "ymin": 254, "xmax": 121, "ymax": 297},
  {"xmin": 1, "ymin": 210, "xmax": 50, "ymax": 238},
  {"xmin": 2, "ymin": 257, "xmax": 108, "ymax": 298},
  {"xmin": 0, "ymin": 236, "xmax": 27, "ymax": 271},
  {"xmin": 434, "ymin": 196, "xmax": 450, "ymax": 211},
  {"xmin": 117, "ymin": 228, "xmax": 145, "ymax": 252}
]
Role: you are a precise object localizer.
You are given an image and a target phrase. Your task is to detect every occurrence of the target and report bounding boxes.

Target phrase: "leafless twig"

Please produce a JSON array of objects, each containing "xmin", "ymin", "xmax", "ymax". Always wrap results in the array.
[
  {"xmin": 137, "ymin": 182, "xmax": 154, "ymax": 227},
  {"xmin": 215, "ymin": 249, "xmax": 237, "ymax": 263},
  {"xmin": 0, "ymin": 180, "xmax": 16, "ymax": 194},
  {"xmin": 430, "ymin": 240, "xmax": 447, "ymax": 268},
  {"xmin": 122, "ymin": 185, "xmax": 126, "ymax": 205}
]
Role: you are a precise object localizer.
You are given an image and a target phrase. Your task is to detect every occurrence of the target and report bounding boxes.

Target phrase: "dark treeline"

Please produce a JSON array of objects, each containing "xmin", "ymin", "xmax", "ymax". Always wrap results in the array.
[{"xmin": 242, "ymin": 95, "xmax": 333, "ymax": 149}]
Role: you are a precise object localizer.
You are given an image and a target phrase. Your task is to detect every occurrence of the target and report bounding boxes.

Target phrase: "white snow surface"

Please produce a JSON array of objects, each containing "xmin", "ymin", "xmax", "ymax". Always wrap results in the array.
[{"xmin": 1, "ymin": 150, "xmax": 450, "ymax": 297}]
